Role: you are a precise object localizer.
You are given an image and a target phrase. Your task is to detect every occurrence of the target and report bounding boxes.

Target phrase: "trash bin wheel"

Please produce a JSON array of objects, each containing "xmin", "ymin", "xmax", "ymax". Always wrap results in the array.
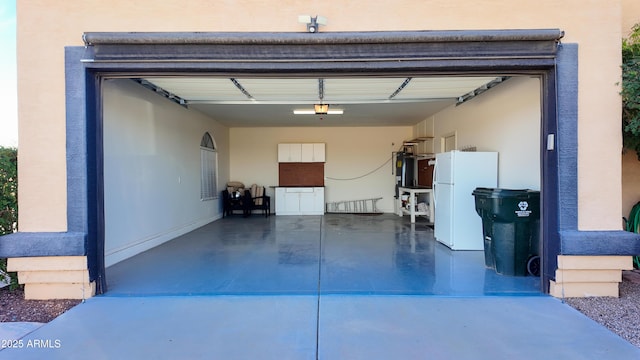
[{"xmin": 527, "ymin": 255, "xmax": 540, "ymax": 277}]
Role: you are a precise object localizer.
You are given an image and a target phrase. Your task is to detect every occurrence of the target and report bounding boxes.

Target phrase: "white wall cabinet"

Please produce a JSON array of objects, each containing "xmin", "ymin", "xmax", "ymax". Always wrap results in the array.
[
  {"xmin": 301, "ymin": 143, "xmax": 325, "ymax": 162},
  {"xmin": 278, "ymin": 143, "xmax": 301, "ymax": 162},
  {"xmin": 278, "ymin": 143, "xmax": 325, "ymax": 162},
  {"xmin": 275, "ymin": 187, "xmax": 325, "ymax": 215}
]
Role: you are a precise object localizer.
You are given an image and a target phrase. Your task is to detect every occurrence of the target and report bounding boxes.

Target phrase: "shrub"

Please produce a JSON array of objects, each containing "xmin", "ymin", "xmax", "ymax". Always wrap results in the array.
[
  {"xmin": 622, "ymin": 24, "xmax": 640, "ymax": 158},
  {"xmin": 0, "ymin": 146, "xmax": 17, "ymax": 234},
  {"xmin": 0, "ymin": 146, "xmax": 18, "ymax": 289}
]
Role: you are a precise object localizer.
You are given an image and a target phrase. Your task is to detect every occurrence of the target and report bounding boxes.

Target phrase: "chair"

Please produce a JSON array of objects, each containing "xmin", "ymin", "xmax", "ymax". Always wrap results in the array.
[
  {"xmin": 222, "ymin": 188, "xmax": 251, "ymax": 218},
  {"xmin": 245, "ymin": 184, "xmax": 271, "ymax": 217}
]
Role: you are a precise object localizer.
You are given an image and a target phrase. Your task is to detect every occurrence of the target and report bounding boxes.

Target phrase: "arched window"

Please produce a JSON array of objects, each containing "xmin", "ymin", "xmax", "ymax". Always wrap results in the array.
[{"xmin": 200, "ymin": 132, "xmax": 218, "ymax": 200}]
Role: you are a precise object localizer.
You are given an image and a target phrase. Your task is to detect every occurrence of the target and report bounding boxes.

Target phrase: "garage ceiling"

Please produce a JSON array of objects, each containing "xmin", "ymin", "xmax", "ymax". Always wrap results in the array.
[{"xmin": 140, "ymin": 76, "xmax": 505, "ymax": 127}]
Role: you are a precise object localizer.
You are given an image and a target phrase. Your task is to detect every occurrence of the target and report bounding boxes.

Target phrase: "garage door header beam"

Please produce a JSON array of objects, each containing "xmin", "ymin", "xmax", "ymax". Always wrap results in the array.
[
  {"xmin": 83, "ymin": 30, "xmax": 564, "ymax": 45},
  {"xmin": 81, "ymin": 30, "xmax": 564, "ymax": 65}
]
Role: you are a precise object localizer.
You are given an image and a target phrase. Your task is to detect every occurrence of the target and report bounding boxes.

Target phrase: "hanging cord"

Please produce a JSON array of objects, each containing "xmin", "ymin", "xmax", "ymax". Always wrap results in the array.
[
  {"xmin": 326, "ymin": 156, "xmax": 392, "ymax": 181},
  {"xmin": 623, "ymin": 201, "xmax": 640, "ymax": 269}
]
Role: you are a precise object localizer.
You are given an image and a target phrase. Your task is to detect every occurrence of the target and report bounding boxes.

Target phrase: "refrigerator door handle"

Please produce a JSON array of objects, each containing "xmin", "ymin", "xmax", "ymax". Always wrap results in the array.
[
  {"xmin": 432, "ymin": 160, "xmax": 437, "ymax": 206},
  {"xmin": 433, "ymin": 182, "xmax": 437, "ymax": 207},
  {"xmin": 432, "ymin": 160, "xmax": 438, "ymax": 184}
]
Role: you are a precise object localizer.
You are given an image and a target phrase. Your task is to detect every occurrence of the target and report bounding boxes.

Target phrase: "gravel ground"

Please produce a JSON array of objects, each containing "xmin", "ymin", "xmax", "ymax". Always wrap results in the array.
[
  {"xmin": 0, "ymin": 287, "xmax": 80, "ymax": 323},
  {"xmin": 1, "ymin": 272, "xmax": 639, "ymax": 349},
  {"xmin": 564, "ymin": 270, "xmax": 640, "ymax": 348}
]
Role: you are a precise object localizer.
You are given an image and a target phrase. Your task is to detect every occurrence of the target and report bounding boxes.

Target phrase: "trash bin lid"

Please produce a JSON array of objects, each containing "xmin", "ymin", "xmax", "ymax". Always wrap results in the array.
[
  {"xmin": 473, "ymin": 188, "xmax": 539, "ymax": 199},
  {"xmin": 472, "ymin": 187, "xmax": 496, "ymax": 196}
]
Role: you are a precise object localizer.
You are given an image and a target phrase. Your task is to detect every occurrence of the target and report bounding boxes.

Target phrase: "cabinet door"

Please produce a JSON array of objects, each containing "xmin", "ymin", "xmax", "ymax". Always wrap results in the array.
[
  {"xmin": 284, "ymin": 193, "xmax": 300, "ymax": 212},
  {"xmin": 299, "ymin": 191, "xmax": 315, "ymax": 212},
  {"xmin": 278, "ymin": 144, "xmax": 303, "ymax": 162},
  {"xmin": 301, "ymin": 143, "xmax": 314, "ymax": 162},
  {"xmin": 289, "ymin": 144, "xmax": 302, "ymax": 162},
  {"xmin": 277, "ymin": 144, "xmax": 289, "ymax": 162},
  {"xmin": 275, "ymin": 188, "xmax": 286, "ymax": 213},
  {"xmin": 313, "ymin": 187, "xmax": 325, "ymax": 213},
  {"xmin": 313, "ymin": 143, "xmax": 325, "ymax": 162}
]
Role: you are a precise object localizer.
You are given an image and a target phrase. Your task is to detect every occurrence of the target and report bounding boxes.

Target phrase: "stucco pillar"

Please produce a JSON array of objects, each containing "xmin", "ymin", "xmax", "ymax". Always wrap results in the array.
[
  {"xmin": 549, "ymin": 255, "xmax": 634, "ymax": 297},
  {"xmin": 7, "ymin": 256, "xmax": 95, "ymax": 300}
]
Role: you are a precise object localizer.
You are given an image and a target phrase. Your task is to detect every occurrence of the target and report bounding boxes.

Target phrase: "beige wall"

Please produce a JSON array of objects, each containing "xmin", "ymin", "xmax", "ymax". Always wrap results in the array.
[
  {"xmin": 103, "ymin": 79, "xmax": 229, "ymax": 266},
  {"xmin": 416, "ymin": 76, "xmax": 541, "ymax": 190},
  {"xmin": 230, "ymin": 127, "xmax": 411, "ymax": 213},
  {"xmin": 17, "ymin": 0, "xmax": 624, "ymax": 231},
  {"xmin": 623, "ymin": 0, "xmax": 640, "ymax": 36}
]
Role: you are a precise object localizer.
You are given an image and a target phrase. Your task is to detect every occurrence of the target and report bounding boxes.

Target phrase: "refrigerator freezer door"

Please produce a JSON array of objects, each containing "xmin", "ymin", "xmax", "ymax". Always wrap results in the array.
[
  {"xmin": 435, "ymin": 152, "xmax": 454, "ymax": 184},
  {"xmin": 451, "ymin": 151, "xmax": 497, "ymax": 187}
]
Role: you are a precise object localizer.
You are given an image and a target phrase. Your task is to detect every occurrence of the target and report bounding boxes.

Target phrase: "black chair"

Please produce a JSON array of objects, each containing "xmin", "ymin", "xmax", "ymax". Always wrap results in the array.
[
  {"xmin": 222, "ymin": 189, "xmax": 251, "ymax": 218},
  {"xmin": 245, "ymin": 186, "xmax": 271, "ymax": 217}
]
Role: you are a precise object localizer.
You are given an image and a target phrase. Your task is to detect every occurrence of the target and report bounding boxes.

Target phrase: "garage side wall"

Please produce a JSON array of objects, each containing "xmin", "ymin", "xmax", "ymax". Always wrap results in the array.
[
  {"xmin": 103, "ymin": 79, "xmax": 229, "ymax": 266},
  {"xmin": 418, "ymin": 76, "xmax": 541, "ymax": 190}
]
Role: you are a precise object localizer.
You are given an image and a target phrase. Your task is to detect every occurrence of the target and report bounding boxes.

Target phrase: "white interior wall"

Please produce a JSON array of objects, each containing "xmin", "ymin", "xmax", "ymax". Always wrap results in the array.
[
  {"xmin": 229, "ymin": 127, "xmax": 412, "ymax": 213},
  {"xmin": 103, "ymin": 79, "xmax": 230, "ymax": 267},
  {"xmin": 416, "ymin": 76, "xmax": 541, "ymax": 190}
]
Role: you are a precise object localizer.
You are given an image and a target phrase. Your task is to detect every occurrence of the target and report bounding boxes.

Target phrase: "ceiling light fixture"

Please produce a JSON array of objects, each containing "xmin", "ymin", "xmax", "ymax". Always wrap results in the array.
[
  {"xmin": 294, "ymin": 104, "xmax": 343, "ymax": 115},
  {"xmin": 314, "ymin": 104, "xmax": 329, "ymax": 114}
]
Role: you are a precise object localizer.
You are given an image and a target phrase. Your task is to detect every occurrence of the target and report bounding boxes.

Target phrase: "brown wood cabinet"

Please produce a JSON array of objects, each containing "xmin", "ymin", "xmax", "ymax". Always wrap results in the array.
[
  {"xmin": 417, "ymin": 158, "xmax": 435, "ymax": 188},
  {"xmin": 279, "ymin": 163, "xmax": 324, "ymax": 187}
]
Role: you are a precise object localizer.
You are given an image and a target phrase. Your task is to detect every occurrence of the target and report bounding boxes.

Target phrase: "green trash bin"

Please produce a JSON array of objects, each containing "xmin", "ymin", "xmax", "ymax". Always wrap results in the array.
[
  {"xmin": 472, "ymin": 188, "xmax": 496, "ymax": 270},
  {"xmin": 472, "ymin": 188, "xmax": 540, "ymax": 276}
]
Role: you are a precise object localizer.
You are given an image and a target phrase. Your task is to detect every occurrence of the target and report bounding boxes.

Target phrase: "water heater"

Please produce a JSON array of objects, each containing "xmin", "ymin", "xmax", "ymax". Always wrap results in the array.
[{"xmin": 394, "ymin": 151, "xmax": 416, "ymax": 197}]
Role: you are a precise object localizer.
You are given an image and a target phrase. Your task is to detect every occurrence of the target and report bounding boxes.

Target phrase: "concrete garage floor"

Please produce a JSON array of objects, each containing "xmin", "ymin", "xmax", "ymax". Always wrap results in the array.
[
  {"xmin": 2, "ymin": 215, "xmax": 639, "ymax": 359},
  {"xmin": 105, "ymin": 214, "xmax": 541, "ymax": 296}
]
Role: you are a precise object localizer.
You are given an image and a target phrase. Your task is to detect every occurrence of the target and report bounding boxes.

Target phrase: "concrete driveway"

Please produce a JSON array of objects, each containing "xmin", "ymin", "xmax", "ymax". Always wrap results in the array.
[{"xmin": 1, "ymin": 294, "xmax": 639, "ymax": 359}]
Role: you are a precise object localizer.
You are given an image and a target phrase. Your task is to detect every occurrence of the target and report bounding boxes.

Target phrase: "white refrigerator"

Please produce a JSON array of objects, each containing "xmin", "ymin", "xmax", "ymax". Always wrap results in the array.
[{"xmin": 434, "ymin": 151, "xmax": 498, "ymax": 250}]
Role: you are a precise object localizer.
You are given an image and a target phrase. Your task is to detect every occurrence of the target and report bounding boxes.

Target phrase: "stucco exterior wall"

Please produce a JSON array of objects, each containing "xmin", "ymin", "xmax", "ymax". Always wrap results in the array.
[
  {"xmin": 17, "ymin": 0, "xmax": 623, "ymax": 231},
  {"xmin": 622, "ymin": 0, "xmax": 640, "ymax": 36}
]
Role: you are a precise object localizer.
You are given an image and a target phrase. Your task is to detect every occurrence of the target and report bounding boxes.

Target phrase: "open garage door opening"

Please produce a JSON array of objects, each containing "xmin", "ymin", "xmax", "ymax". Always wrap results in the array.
[
  {"xmin": 101, "ymin": 73, "xmax": 543, "ymax": 296},
  {"xmin": 65, "ymin": 30, "xmax": 566, "ymax": 295}
]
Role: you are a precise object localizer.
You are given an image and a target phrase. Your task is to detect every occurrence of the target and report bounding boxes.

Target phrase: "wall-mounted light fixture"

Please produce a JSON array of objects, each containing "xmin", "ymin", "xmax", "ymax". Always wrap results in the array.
[{"xmin": 298, "ymin": 15, "xmax": 327, "ymax": 33}]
